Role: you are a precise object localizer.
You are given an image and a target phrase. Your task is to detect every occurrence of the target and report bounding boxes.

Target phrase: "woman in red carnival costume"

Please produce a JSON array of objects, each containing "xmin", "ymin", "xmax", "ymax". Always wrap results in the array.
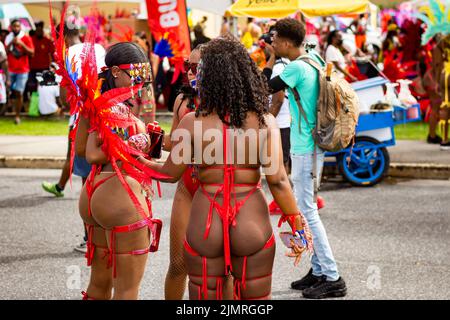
[
  {"xmin": 78, "ymin": 42, "xmax": 169, "ymax": 300},
  {"xmin": 50, "ymin": 2, "xmax": 167, "ymax": 300},
  {"xmin": 138, "ymin": 37, "xmax": 313, "ymax": 300},
  {"xmin": 161, "ymin": 46, "xmax": 233, "ymax": 299}
]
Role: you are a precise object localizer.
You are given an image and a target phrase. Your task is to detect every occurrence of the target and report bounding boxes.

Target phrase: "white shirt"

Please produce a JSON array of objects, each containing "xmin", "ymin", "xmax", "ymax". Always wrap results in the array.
[
  {"xmin": 0, "ymin": 42, "xmax": 6, "ymax": 59},
  {"xmin": 67, "ymin": 43, "xmax": 106, "ymax": 127},
  {"xmin": 5, "ymin": 30, "xmax": 25, "ymax": 46},
  {"xmin": 0, "ymin": 42, "xmax": 6, "ymax": 103},
  {"xmin": 67, "ymin": 43, "xmax": 106, "ymax": 77},
  {"xmin": 38, "ymin": 84, "xmax": 60, "ymax": 115},
  {"xmin": 270, "ymin": 58, "xmax": 291, "ymax": 129},
  {"xmin": 325, "ymin": 45, "xmax": 346, "ymax": 78}
]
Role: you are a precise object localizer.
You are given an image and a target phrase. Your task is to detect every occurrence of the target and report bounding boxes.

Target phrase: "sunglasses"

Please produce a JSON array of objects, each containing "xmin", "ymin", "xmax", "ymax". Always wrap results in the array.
[
  {"xmin": 122, "ymin": 69, "xmax": 152, "ymax": 88},
  {"xmin": 184, "ymin": 60, "xmax": 198, "ymax": 75}
]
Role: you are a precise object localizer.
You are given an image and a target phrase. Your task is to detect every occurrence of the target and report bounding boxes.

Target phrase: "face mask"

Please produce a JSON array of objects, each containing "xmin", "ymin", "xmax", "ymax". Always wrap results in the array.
[
  {"xmin": 195, "ymin": 59, "xmax": 204, "ymax": 93},
  {"xmin": 13, "ymin": 30, "xmax": 20, "ymax": 36},
  {"xmin": 189, "ymin": 78, "xmax": 197, "ymax": 90}
]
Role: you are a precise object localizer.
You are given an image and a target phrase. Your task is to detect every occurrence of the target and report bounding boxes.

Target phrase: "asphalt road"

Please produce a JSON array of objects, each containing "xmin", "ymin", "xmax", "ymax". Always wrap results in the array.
[{"xmin": 0, "ymin": 168, "xmax": 449, "ymax": 300}]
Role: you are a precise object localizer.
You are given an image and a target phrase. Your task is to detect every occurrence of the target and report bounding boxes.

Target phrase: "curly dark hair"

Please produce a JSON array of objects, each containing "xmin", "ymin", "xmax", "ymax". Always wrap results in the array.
[
  {"xmin": 196, "ymin": 37, "xmax": 269, "ymax": 128},
  {"xmin": 274, "ymin": 18, "xmax": 306, "ymax": 47}
]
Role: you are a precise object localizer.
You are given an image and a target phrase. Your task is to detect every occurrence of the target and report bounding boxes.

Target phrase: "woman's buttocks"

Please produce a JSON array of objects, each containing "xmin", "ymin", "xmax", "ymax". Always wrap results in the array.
[
  {"xmin": 89, "ymin": 173, "xmax": 150, "ymax": 226},
  {"xmin": 188, "ymin": 188, "xmax": 272, "ymax": 257},
  {"xmin": 229, "ymin": 189, "xmax": 272, "ymax": 256}
]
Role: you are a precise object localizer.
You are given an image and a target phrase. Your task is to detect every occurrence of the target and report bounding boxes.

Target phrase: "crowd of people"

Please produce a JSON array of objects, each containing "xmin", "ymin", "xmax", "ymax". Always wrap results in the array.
[
  {"xmin": 0, "ymin": 20, "xmax": 50, "ymax": 123},
  {"xmin": 236, "ymin": 12, "xmax": 450, "ymax": 151},
  {"xmin": 34, "ymin": 9, "xmax": 352, "ymax": 300},
  {"xmin": 0, "ymin": 18, "xmax": 161, "ymax": 123},
  {"xmin": 3, "ymin": 12, "xmax": 448, "ymax": 152}
]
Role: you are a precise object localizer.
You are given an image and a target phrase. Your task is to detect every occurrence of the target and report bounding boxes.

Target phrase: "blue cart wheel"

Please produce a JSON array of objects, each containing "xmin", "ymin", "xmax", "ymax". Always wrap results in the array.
[{"xmin": 337, "ymin": 136, "xmax": 390, "ymax": 187}]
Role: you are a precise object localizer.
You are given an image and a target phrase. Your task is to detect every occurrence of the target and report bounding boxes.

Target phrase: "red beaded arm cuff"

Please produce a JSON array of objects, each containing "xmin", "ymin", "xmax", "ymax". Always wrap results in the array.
[{"xmin": 278, "ymin": 213, "xmax": 300, "ymax": 234}]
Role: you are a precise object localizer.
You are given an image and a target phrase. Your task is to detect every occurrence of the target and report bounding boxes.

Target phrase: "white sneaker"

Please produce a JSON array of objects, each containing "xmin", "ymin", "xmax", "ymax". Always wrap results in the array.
[
  {"xmin": 440, "ymin": 142, "xmax": 450, "ymax": 151},
  {"xmin": 74, "ymin": 242, "xmax": 87, "ymax": 254}
]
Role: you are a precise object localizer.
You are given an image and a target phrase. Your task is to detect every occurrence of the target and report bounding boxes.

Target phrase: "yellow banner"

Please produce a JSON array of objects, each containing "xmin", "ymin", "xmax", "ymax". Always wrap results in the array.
[
  {"xmin": 228, "ymin": 0, "xmax": 301, "ymax": 19},
  {"xmin": 228, "ymin": 0, "xmax": 371, "ymax": 18},
  {"xmin": 299, "ymin": 0, "xmax": 371, "ymax": 18}
]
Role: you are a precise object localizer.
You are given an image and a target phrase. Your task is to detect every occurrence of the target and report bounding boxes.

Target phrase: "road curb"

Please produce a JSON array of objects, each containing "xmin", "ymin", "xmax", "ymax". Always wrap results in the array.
[
  {"xmin": 0, "ymin": 155, "xmax": 166, "ymax": 170},
  {"xmin": 388, "ymin": 163, "xmax": 450, "ymax": 180},
  {"xmin": 1, "ymin": 155, "xmax": 449, "ymax": 180},
  {"xmin": 0, "ymin": 156, "xmax": 67, "ymax": 169}
]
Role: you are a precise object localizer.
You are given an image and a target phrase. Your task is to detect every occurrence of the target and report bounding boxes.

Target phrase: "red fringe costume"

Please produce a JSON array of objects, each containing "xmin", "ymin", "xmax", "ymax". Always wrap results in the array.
[{"xmin": 50, "ymin": 2, "xmax": 170, "ymax": 288}]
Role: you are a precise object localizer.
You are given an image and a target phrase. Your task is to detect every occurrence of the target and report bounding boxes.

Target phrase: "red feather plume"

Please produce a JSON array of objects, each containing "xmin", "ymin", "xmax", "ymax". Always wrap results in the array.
[{"xmin": 49, "ymin": 1, "xmax": 171, "ymax": 221}]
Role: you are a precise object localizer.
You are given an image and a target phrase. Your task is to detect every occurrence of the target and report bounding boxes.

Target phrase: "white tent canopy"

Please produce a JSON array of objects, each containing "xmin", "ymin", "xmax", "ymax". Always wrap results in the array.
[
  {"xmin": 137, "ymin": 0, "xmax": 233, "ymax": 18},
  {"xmin": 2, "ymin": 1, "xmax": 143, "ymax": 11},
  {"xmin": 8, "ymin": 0, "xmax": 232, "ymax": 37},
  {"xmin": 5, "ymin": 0, "xmax": 141, "ymax": 4},
  {"xmin": 187, "ymin": 0, "xmax": 232, "ymax": 16},
  {"xmin": 11, "ymin": 0, "xmax": 233, "ymax": 16},
  {"xmin": 411, "ymin": 0, "xmax": 450, "ymax": 6}
]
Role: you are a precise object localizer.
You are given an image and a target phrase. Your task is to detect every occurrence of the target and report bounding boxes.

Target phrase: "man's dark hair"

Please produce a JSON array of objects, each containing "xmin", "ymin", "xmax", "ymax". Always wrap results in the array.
[
  {"xmin": 327, "ymin": 30, "xmax": 339, "ymax": 46},
  {"xmin": 193, "ymin": 24, "xmax": 204, "ymax": 37},
  {"xmin": 274, "ymin": 18, "xmax": 306, "ymax": 47},
  {"xmin": 63, "ymin": 22, "xmax": 80, "ymax": 38},
  {"xmin": 41, "ymin": 70, "xmax": 57, "ymax": 85},
  {"xmin": 35, "ymin": 21, "xmax": 44, "ymax": 28},
  {"xmin": 10, "ymin": 19, "xmax": 20, "ymax": 26}
]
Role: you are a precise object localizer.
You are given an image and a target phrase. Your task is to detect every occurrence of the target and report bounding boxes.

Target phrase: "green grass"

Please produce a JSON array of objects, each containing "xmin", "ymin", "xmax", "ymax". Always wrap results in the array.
[
  {"xmin": 159, "ymin": 122, "xmax": 171, "ymax": 134},
  {"xmin": 0, "ymin": 117, "xmax": 172, "ymax": 136},
  {"xmin": 0, "ymin": 117, "xmax": 70, "ymax": 136},
  {"xmin": 393, "ymin": 121, "xmax": 429, "ymax": 141},
  {"xmin": 0, "ymin": 116, "xmax": 428, "ymax": 141}
]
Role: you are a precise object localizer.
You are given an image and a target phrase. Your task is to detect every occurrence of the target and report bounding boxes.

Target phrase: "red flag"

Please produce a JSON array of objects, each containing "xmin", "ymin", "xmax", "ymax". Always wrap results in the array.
[{"xmin": 146, "ymin": 0, "xmax": 191, "ymax": 59}]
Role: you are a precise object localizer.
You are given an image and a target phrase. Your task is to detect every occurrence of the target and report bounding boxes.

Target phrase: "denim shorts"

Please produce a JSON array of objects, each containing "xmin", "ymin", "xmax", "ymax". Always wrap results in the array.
[
  {"xmin": 73, "ymin": 155, "xmax": 92, "ymax": 178},
  {"xmin": 10, "ymin": 72, "xmax": 29, "ymax": 94}
]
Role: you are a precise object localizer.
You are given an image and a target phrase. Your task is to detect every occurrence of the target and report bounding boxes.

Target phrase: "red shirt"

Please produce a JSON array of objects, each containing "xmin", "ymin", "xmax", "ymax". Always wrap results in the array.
[
  {"xmin": 7, "ymin": 34, "xmax": 34, "ymax": 74},
  {"xmin": 30, "ymin": 35, "xmax": 54, "ymax": 70}
]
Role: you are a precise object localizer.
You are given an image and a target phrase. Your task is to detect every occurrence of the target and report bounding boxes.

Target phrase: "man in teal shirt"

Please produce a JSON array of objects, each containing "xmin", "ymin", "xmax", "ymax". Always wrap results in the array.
[
  {"xmin": 263, "ymin": 18, "xmax": 347, "ymax": 299},
  {"xmin": 280, "ymin": 52, "xmax": 322, "ymax": 154}
]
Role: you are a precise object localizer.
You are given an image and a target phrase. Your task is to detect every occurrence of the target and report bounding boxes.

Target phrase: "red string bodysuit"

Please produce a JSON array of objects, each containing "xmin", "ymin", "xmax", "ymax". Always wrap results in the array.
[
  {"xmin": 183, "ymin": 117, "xmax": 275, "ymax": 300},
  {"xmin": 83, "ymin": 104, "xmax": 162, "ymax": 280}
]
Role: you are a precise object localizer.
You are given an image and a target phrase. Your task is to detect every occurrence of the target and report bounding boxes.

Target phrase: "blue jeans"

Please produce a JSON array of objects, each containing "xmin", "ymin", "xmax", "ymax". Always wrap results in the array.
[
  {"xmin": 291, "ymin": 150, "xmax": 340, "ymax": 281},
  {"xmin": 10, "ymin": 72, "xmax": 29, "ymax": 94}
]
